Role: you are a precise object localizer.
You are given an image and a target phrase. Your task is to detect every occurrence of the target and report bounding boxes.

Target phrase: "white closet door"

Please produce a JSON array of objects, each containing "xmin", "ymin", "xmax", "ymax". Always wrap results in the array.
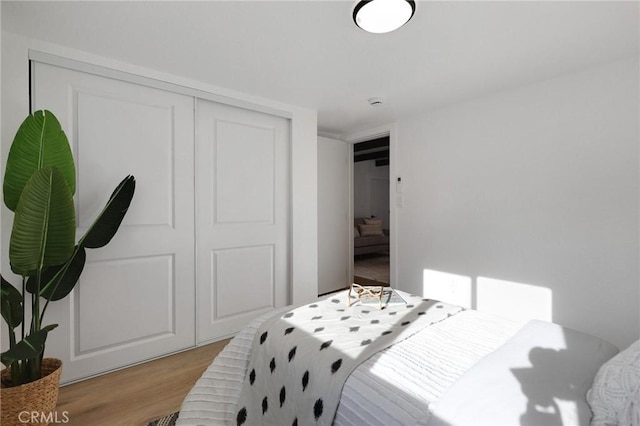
[
  {"xmin": 196, "ymin": 99, "xmax": 290, "ymax": 343},
  {"xmin": 32, "ymin": 62, "xmax": 196, "ymax": 383},
  {"xmin": 317, "ymin": 137, "xmax": 350, "ymax": 295}
]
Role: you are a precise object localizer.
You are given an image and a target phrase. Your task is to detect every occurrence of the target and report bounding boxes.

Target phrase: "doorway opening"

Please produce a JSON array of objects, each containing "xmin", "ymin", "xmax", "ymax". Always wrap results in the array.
[{"xmin": 353, "ymin": 136, "xmax": 390, "ymax": 286}]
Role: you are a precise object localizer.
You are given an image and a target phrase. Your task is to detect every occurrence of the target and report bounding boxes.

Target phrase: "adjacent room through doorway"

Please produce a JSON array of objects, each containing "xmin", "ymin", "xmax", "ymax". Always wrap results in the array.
[{"xmin": 353, "ymin": 136, "xmax": 390, "ymax": 286}]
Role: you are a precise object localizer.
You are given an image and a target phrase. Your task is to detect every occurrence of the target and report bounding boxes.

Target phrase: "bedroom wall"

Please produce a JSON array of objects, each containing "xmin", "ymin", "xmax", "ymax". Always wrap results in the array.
[{"xmin": 395, "ymin": 57, "xmax": 640, "ymax": 349}]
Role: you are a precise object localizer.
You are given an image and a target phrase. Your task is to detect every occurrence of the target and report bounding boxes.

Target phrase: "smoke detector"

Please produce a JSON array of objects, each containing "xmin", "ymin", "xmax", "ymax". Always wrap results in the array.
[{"xmin": 368, "ymin": 97, "xmax": 384, "ymax": 106}]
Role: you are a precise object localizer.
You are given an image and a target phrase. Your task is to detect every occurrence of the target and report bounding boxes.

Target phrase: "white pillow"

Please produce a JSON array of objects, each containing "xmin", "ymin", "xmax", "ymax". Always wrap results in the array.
[
  {"xmin": 587, "ymin": 339, "xmax": 640, "ymax": 426},
  {"xmin": 358, "ymin": 223, "xmax": 384, "ymax": 236}
]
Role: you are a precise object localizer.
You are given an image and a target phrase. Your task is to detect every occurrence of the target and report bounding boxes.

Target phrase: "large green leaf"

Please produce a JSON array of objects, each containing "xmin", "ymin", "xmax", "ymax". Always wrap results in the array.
[
  {"xmin": 9, "ymin": 167, "xmax": 76, "ymax": 276},
  {"xmin": 26, "ymin": 175, "xmax": 134, "ymax": 300},
  {"xmin": 0, "ymin": 324, "xmax": 57, "ymax": 367},
  {"xmin": 0, "ymin": 275, "xmax": 23, "ymax": 328},
  {"xmin": 3, "ymin": 110, "xmax": 76, "ymax": 212},
  {"xmin": 27, "ymin": 246, "xmax": 86, "ymax": 301},
  {"xmin": 81, "ymin": 175, "xmax": 136, "ymax": 249},
  {"xmin": 24, "ymin": 176, "xmax": 135, "ymax": 300}
]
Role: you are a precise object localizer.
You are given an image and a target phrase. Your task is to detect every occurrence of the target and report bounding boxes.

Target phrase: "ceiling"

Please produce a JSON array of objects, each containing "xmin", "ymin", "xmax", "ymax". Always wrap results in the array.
[{"xmin": 2, "ymin": 1, "xmax": 638, "ymax": 137}]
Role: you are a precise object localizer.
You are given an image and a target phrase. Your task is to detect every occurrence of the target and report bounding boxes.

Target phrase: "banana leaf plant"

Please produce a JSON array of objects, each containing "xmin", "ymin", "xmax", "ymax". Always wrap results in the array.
[{"xmin": 1, "ymin": 110, "xmax": 135, "ymax": 386}]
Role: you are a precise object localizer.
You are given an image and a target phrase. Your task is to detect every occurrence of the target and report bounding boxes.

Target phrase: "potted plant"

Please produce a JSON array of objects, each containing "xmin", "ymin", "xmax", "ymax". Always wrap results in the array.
[{"xmin": 0, "ymin": 110, "xmax": 135, "ymax": 425}]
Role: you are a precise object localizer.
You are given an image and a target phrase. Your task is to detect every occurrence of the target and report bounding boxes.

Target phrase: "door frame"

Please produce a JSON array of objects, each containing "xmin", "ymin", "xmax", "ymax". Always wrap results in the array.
[{"xmin": 346, "ymin": 123, "xmax": 398, "ymax": 287}]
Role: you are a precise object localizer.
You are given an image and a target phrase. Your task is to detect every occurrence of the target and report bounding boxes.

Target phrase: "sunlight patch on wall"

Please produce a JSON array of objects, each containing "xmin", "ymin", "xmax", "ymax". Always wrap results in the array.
[
  {"xmin": 422, "ymin": 270, "xmax": 553, "ymax": 322},
  {"xmin": 422, "ymin": 269, "xmax": 473, "ymax": 309},
  {"xmin": 477, "ymin": 276, "xmax": 553, "ymax": 322}
]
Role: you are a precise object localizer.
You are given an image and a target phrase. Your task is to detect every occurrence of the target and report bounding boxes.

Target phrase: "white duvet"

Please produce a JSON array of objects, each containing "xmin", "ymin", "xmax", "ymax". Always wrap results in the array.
[
  {"xmin": 177, "ymin": 292, "xmax": 617, "ymax": 426},
  {"xmin": 177, "ymin": 303, "xmax": 526, "ymax": 426}
]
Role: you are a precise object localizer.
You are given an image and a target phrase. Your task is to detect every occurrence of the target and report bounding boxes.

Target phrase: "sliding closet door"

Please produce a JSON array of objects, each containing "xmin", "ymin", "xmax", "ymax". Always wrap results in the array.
[
  {"xmin": 31, "ymin": 62, "xmax": 196, "ymax": 383},
  {"xmin": 196, "ymin": 99, "xmax": 290, "ymax": 343}
]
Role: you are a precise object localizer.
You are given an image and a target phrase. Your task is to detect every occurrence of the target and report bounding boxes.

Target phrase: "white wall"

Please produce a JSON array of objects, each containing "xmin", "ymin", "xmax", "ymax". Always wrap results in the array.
[
  {"xmin": 396, "ymin": 57, "xmax": 639, "ymax": 349},
  {"xmin": 290, "ymin": 111, "xmax": 319, "ymax": 304},
  {"xmin": 317, "ymin": 136, "xmax": 350, "ymax": 295},
  {"xmin": 354, "ymin": 161, "xmax": 390, "ymax": 229}
]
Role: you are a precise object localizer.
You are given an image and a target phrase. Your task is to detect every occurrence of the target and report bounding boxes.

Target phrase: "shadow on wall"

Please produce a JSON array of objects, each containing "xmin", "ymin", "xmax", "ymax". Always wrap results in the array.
[{"xmin": 422, "ymin": 269, "xmax": 553, "ymax": 322}]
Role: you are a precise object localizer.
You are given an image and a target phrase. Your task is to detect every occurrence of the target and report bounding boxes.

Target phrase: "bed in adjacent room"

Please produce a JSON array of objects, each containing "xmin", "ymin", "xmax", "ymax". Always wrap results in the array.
[{"xmin": 176, "ymin": 289, "xmax": 637, "ymax": 426}]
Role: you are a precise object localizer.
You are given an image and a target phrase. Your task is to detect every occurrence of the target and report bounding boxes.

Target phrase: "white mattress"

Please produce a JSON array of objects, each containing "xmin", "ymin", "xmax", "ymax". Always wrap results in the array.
[{"xmin": 177, "ymin": 307, "xmax": 525, "ymax": 426}]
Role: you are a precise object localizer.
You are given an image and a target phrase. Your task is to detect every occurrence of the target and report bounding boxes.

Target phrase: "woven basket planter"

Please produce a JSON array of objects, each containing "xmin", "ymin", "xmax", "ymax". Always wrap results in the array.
[{"xmin": 0, "ymin": 358, "xmax": 62, "ymax": 426}]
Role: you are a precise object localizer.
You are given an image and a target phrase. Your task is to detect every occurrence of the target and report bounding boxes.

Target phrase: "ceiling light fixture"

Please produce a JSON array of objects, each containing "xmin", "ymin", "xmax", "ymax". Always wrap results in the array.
[{"xmin": 353, "ymin": 0, "xmax": 416, "ymax": 34}]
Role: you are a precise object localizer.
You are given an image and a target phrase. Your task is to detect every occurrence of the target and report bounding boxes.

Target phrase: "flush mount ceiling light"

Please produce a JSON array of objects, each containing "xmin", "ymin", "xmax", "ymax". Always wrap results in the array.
[{"xmin": 353, "ymin": 0, "xmax": 416, "ymax": 34}]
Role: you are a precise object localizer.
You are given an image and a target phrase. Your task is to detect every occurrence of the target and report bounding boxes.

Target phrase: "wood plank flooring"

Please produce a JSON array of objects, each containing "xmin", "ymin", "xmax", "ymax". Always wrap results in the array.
[{"xmin": 56, "ymin": 339, "xmax": 230, "ymax": 426}]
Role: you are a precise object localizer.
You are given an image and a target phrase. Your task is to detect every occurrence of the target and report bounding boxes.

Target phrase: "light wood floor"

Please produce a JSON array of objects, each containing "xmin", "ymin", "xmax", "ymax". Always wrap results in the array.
[{"xmin": 56, "ymin": 339, "xmax": 230, "ymax": 426}]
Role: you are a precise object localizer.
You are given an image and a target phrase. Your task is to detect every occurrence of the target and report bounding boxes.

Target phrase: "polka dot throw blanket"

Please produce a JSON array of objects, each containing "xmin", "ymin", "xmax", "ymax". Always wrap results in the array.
[{"xmin": 235, "ymin": 290, "xmax": 464, "ymax": 426}]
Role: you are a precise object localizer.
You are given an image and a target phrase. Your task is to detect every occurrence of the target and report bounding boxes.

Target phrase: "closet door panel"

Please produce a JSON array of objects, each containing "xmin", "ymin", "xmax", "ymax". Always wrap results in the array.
[
  {"xmin": 214, "ymin": 246, "xmax": 274, "ymax": 318},
  {"xmin": 196, "ymin": 99, "xmax": 290, "ymax": 343},
  {"xmin": 75, "ymin": 92, "xmax": 176, "ymax": 227},
  {"xmin": 215, "ymin": 120, "xmax": 275, "ymax": 223},
  {"xmin": 31, "ymin": 62, "xmax": 195, "ymax": 383},
  {"xmin": 76, "ymin": 254, "xmax": 175, "ymax": 352}
]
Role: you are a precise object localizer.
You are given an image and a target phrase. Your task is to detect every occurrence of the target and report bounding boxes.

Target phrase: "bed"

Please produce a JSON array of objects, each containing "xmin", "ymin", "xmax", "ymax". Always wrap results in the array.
[{"xmin": 177, "ymin": 289, "xmax": 637, "ymax": 426}]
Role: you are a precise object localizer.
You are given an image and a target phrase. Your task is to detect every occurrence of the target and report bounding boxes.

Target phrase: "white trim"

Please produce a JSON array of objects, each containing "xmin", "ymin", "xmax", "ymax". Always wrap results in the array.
[
  {"xmin": 345, "ymin": 124, "xmax": 394, "ymax": 145},
  {"xmin": 317, "ymin": 130, "xmax": 344, "ymax": 140},
  {"xmin": 28, "ymin": 50, "xmax": 292, "ymax": 120},
  {"xmin": 347, "ymin": 142, "xmax": 355, "ymax": 283}
]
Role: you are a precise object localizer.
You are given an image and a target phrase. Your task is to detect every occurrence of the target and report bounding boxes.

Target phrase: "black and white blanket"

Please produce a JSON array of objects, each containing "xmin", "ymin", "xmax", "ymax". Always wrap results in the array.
[{"xmin": 234, "ymin": 290, "xmax": 464, "ymax": 426}]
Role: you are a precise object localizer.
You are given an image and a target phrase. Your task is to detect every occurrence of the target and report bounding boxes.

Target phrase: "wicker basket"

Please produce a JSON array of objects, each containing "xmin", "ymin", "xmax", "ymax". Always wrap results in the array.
[{"xmin": 0, "ymin": 358, "xmax": 62, "ymax": 426}]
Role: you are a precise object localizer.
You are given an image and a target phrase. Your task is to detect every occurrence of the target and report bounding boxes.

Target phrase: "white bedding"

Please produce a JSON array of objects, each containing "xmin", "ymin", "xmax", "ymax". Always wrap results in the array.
[
  {"xmin": 234, "ymin": 293, "xmax": 463, "ymax": 426},
  {"xmin": 425, "ymin": 320, "xmax": 618, "ymax": 426},
  {"xmin": 177, "ymin": 294, "xmax": 526, "ymax": 426},
  {"xmin": 177, "ymin": 290, "xmax": 618, "ymax": 426}
]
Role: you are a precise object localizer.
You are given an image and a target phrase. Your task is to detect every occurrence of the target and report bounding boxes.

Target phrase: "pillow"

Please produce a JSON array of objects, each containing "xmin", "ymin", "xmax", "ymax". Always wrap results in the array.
[
  {"xmin": 587, "ymin": 339, "xmax": 640, "ymax": 426},
  {"xmin": 354, "ymin": 226, "xmax": 360, "ymax": 238},
  {"xmin": 358, "ymin": 223, "xmax": 384, "ymax": 236},
  {"xmin": 364, "ymin": 218, "xmax": 382, "ymax": 225},
  {"xmin": 427, "ymin": 321, "xmax": 619, "ymax": 426}
]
